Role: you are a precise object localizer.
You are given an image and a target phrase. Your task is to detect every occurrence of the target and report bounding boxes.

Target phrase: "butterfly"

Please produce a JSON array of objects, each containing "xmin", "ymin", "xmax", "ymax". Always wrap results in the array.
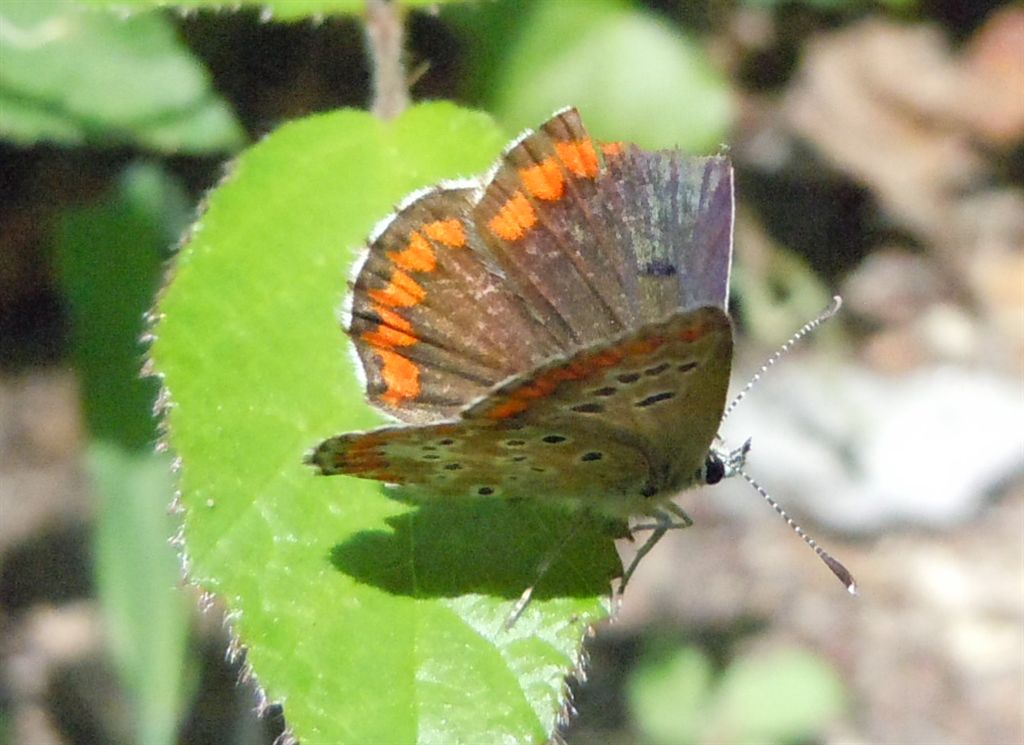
[
  {"xmin": 308, "ymin": 107, "xmax": 857, "ymax": 602},
  {"xmin": 308, "ymin": 106, "xmax": 734, "ymax": 520}
]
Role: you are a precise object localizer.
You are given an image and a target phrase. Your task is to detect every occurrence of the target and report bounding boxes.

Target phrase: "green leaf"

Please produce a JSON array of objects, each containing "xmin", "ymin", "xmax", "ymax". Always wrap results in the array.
[
  {"xmin": 455, "ymin": 0, "xmax": 732, "ymax": 152},
  {"xmin": 709, "ymin": 647, "xmax": 846, "ymax": 743},
  {"xmin": 628, "ymin": 643, "xmax": 713, "ymax": 745},
  {"xmin": 91, "ymin": 443, "xmax": 195, "ymax": 745},
  {"xmin": 741, "ymin": 0, "xmax": 917, "ymax": 10},
  {"xmin": 628, "ymin": 643, "xmax": 846, "ymax": 745},
  {"xmin": 0, "ymin": 0, "xmax": 245, "ymax": 152},
  {"xmin": 149, "ymin": 102, "xmax": 619, "ymax": 744},
  {"xmin": 54, "ymin": 161, "xmax": 191, "ymax": 450},
  {"xmin": 55, "ymin": 162, "xmax": 195, "ymax": 744},
  {"xmin": 76, "ymin": 0, "xmax": 465, "ymax": 20}
]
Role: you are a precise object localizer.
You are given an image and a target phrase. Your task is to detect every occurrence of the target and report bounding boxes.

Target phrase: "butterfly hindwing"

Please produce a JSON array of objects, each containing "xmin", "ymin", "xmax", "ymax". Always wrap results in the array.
[
  {"xmin": 310, "ymin": 417, "xmax": 650, "ymax": 509},
  {"xmin": 465, "ymin": 306, "xmax": 733, "ymax": 510},
  {"xmin": 312, "ymin": 307, "xmax": 732, "ymax": 518}
]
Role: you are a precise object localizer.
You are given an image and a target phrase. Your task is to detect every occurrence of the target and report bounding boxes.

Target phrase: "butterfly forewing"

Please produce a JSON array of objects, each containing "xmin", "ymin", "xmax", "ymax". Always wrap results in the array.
[
  {"xmin": 346, "ymin": 107, "xmax": 734, "ymax": 426},
  {"xmin": 598, "ymin": 149, "xmax": 733, "ymax": 318},
  {"xmin": 349, "ymin": 186, "xmax": 559, "ymax": 422}
]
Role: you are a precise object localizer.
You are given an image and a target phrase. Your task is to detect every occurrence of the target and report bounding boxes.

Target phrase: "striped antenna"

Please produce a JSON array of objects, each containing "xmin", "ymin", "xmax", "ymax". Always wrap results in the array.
[
  {"xmin": 738, "ymin": 466, "xmax": 857, "ymax": 594},
  {"xmin": 717, "ymin": 296, "xmax": 855, "ymax": 593},
  {"xmin": 722, "ymin": 295, "xmax": 842, "ymax": 424}
]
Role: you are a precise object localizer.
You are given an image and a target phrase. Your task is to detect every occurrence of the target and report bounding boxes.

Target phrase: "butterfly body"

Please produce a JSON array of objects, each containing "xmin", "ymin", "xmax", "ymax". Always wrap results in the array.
[{"xmin": 310, "ymin": 107, "xmax": 735, "ymax": 522}]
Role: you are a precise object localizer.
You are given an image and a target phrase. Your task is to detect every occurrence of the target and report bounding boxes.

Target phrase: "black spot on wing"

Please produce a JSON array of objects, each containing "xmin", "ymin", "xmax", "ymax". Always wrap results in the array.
[
  {"xmin": 644, "ymin": 363, "xmax": 671, "ymax": 376},
  {"xmin": 636, "ymin": 391, "xmax": 676, "ymax": 407},
  {"xmin": 642, "ymin": 260, "xmax": 677, "ymax": 276}
]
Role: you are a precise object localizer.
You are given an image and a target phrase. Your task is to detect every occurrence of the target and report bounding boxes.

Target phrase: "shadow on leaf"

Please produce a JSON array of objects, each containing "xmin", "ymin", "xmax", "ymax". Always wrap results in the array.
[{"xmin": 329, "ymin": 494, "xmax": 624, "ymax": 601}]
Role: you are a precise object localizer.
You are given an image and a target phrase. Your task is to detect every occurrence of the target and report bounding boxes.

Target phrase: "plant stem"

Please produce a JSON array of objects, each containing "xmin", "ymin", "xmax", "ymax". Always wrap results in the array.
[{"xmin": 365, "ymin": 0, "xmax": 409, "ymax": 120}]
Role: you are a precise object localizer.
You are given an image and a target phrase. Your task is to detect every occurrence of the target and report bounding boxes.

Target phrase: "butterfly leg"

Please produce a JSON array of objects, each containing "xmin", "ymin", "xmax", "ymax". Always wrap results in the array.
[
  {"xmin": 630, "ymin": 501, "xmax": 693, "ymax": 532},
  {"xmin": 503, "ymin": 519, "xmax": 583, "ymax": 631},
  {"xmin": 619, "ymin": 509, "xmax": 673, "ymax": 597}
]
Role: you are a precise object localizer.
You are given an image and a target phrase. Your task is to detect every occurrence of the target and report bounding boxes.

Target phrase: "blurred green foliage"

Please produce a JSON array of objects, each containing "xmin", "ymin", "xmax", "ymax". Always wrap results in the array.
[
  {"xmin": 449, "ymin": 0, "xmax": 733, "ymax": 152},
  {"xmin": 51, "ymin": 163, "xmax": 196, "ymax": 745},
  {"xmin": 54, "ymin": 163, "xmax": 190, "ymax": 449},
  {"xmin": 743, "ymin": 0, "xmax": 916, "ymax": 10},
  {"xmin": 628, "ymin": 641, "xmax": 847, "ymax": 744},
  {"xmin": 90, "ymin": 442, "xmax": 195, "ymax": 745},
  {"xmin": 77, "ymin": 0, "xmax": 462, "ymax": 20},
  {"xmin": 0, "ymin": 0, "xmax": 244, "ymax": 152}
]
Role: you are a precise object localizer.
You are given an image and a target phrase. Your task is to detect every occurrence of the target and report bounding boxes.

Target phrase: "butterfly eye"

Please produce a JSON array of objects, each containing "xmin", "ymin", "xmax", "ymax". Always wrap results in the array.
[{"xmin": 703, "ymin": 453, "xmax": 726, "ymax": 485}]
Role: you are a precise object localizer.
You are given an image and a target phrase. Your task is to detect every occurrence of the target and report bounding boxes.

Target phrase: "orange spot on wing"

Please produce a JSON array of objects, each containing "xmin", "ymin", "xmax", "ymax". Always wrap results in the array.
[
  {"xmin": 336, "ymin": 438, "xmax": 389, "ymax": 472},
  {"xmin": 556, "ymin": 139, "xmax": 599, "ymax": 178},
  {"xmin": 623, "ymin": 336, "xmax": 664, "ymax": 356},
  {"xmin": 588, "ymin": 349, "xmax": 627, "ymax": 369},
  {"xmin": 515, "ymin": 380, "xmax": 556, "ymax": 400},
  {"xmin": 423, "ymin": 218, "xmax": 466, "ymax": 248},
  {"xmin": 368, "ymin": 269, "xmax": 426, "ymax": 308},
  {"xmin": 677, "ymin": 323, "xmax": 707, "ymax": 343},
  {"xmin": 341, "ymin": 454, "xmax": 388, "ymax": 473},
  {"xmin": 550, "ymin": 362, "xmax": 588, "ymax": 381},
  {"xmin": 485, "ymin": 398, "xmax": 529, "ymax": 420},
  {"xmin": 362, "ymin": 325, "xmax": 417, "ymax": 349},
  {"xmin": 376, "ymin": 349, "xmax": 421, "ymax": 405},
  {"xmin": 373, "ymin": 303, "xmax": 413, "ymax": 334},
  {"xmin": 483, "ymin": 359, "xmax": 598, "ymax": 420},
  {"xmin": 487, "ymin": 191, "xmax": 537, "ymax": 241},
  {"xmin": 601, "ymin": 141, "xmax": 624, "ymax": 157},
  {"xmin": 519, "ymin": 157, "xmax": 565, "ymax": 201},
  {"xmin": 387, "ymin": 231, "xmax": 436, "ymax": 273},
  {"xmin": 370, "ymin": 472, "xmax": 407, "ymax": 484},
  {"xmin": 348, "ymin": 432, "xmax": 388, "ymax": 449}
]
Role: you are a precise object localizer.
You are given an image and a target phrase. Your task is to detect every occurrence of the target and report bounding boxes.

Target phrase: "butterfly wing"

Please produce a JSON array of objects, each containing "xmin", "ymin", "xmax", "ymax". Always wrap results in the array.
[
  {"xmin": 348, "ymin": 186, "xmax": 559, "ymax": 423},
  {"xmin": 474, "ymin": 108, "xmax": 733, "ymax": 344},
  {"xmin": 345, "ymin": 108, "xmax": 734, "ymax": 424},
  {"xmin": 311, "ymin": 307, "xmax": 732, "ymax": 518}
]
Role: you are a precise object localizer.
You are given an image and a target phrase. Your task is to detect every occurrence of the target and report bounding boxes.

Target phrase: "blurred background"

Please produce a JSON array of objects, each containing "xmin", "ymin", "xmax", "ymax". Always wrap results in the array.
[{"xmin": 1, "ymin": 0, "xmax": 1021, "ymax": 743}]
